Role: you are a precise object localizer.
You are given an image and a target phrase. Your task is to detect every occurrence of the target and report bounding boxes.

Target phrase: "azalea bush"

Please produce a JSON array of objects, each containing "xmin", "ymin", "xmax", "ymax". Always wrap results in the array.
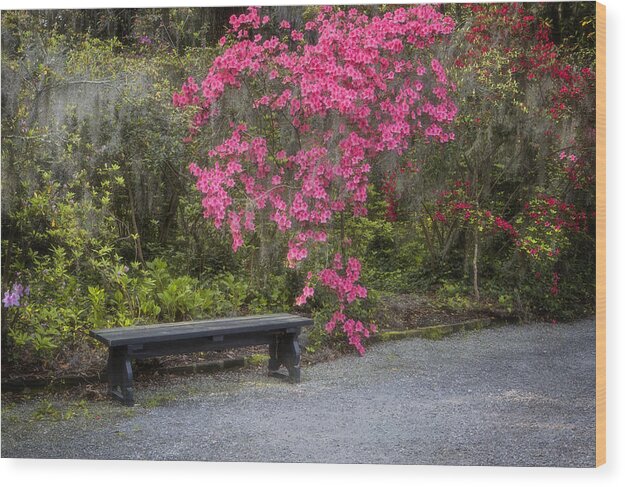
[
  {"xmin": 409, "ymin": 3, "xmax": 596, "ymax": 319},
  {"xmin": 174, "ymin": 5, "xmax": 459, "ymax": 353}
]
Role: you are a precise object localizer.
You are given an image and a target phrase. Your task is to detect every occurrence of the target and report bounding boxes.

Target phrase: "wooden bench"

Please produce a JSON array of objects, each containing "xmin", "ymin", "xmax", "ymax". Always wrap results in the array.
[{"xmin": 90, "ymin": 313, "xmax": 313, "ymax": 406}]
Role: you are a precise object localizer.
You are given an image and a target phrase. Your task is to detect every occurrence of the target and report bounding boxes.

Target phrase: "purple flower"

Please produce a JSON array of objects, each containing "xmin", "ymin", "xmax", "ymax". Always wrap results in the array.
[
  {"xmin": 2, "ymin": 282, "xmax": 28, "ymax": 308},
  {"xmin": 3, "ymin": 291, "xmax": 19, "ymax": 307}
]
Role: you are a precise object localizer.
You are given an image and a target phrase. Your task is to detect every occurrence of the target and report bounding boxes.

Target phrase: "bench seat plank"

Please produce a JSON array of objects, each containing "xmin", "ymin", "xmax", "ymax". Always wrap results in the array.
[{"xmin": 90, "ymin": 313, "xmax": 312, "ymax": 347}]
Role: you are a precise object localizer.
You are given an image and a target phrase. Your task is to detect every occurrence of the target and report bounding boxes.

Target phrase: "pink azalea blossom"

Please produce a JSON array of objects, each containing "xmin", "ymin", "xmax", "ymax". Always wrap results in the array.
[{"xmin": 176, "ymin": 6, "xmax": 456, "ymax": 354}]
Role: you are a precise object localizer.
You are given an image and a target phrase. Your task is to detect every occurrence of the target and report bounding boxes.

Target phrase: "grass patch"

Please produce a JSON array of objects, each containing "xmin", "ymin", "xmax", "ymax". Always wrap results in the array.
[
  {"xmin": 247, "ymin": 353, "xmax": 270, "ymax": 366},
  {"xmin": 377, "ymin": 318, "xmax": 495, "ymax": 343},
  {"xmin": 31, "ymin": 399, "xmax": 63, "ymax": 421},
  {"xmin": 419, "ymin": 327, "xmax": 448, "ymax": 340},
  {"xmin": 31, "ymin": 398, "xmax": 93, "ymax": 422},
  {"xmin": 143, "ymin": 392, "xmax": 177, "ymax": 408}
]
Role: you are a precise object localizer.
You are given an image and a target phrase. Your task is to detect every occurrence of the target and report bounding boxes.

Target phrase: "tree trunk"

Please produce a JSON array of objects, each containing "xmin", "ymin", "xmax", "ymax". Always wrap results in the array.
[{"xmin": 473, "ymin": 227, "xmax": 480, "ymax": 301}]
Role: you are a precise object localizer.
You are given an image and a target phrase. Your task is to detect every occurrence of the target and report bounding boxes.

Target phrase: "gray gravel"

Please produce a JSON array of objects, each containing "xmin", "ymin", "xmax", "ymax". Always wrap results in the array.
[{"xmin": 1, "ymin": 319, "xmax": 596, "ymax": 466}]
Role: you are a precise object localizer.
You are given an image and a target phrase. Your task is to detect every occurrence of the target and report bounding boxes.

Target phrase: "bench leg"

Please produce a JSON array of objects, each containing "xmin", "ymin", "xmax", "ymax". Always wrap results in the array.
[
  {"xmin": 107, "ymin": 347, "xmax": 135, "ymax": 406},
  {"xmin": 268, "ymin": 335, "xmax": 281, "ymax": 375},
  {"xmin": 267, "ymin": 332, "xmax": 302, "ymax": 383},
  {"xmin": 281, "ymin": 333, "xmax": 302, "ymax": 383},
  {"xmin": 285, "ymin": 333, "xmax": 302, "ymax": 383}
]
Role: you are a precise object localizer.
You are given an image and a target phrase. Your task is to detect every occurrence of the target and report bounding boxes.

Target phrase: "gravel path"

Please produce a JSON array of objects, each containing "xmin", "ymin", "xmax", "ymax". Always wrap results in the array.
[{"xmin": 1, "ymin": 319, "xmax": 596, "ymax": 466}]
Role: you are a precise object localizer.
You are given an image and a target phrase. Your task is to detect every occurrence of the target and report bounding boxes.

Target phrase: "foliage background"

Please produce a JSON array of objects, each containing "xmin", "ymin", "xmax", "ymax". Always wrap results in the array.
[{"xmin": 1, "ymin": 3, "xmax": 596, "ymax": 374}]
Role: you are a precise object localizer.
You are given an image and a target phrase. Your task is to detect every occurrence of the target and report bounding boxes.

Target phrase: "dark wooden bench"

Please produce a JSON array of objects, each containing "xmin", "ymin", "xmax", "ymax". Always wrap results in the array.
[{"xmin": 90, "ymin": 313, "xmax": 313, "ymax": 406}]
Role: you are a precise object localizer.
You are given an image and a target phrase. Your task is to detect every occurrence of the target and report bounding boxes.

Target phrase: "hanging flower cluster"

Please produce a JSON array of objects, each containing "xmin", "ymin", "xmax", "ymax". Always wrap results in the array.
[
  {"xmin": 431, "ymin": 181, "xmax": 589, "ymax": 260},
  {"xmin": 175, "ymin": 6, "xmax": 457, "ymax": 353},
  {"xmin": 515, "ymin": 194, "xmax": 589, "ymax": 258},
  {"xmin": 558, "ymin": 150, "xmax": 595, "ymax": 190},
  {"xmin": 432, "ymin": 181, "xmax": 519, "ymax": 238},
  {"xmin": 457, "ymin": 3, "xmax": 595, "ymax": 119}
]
